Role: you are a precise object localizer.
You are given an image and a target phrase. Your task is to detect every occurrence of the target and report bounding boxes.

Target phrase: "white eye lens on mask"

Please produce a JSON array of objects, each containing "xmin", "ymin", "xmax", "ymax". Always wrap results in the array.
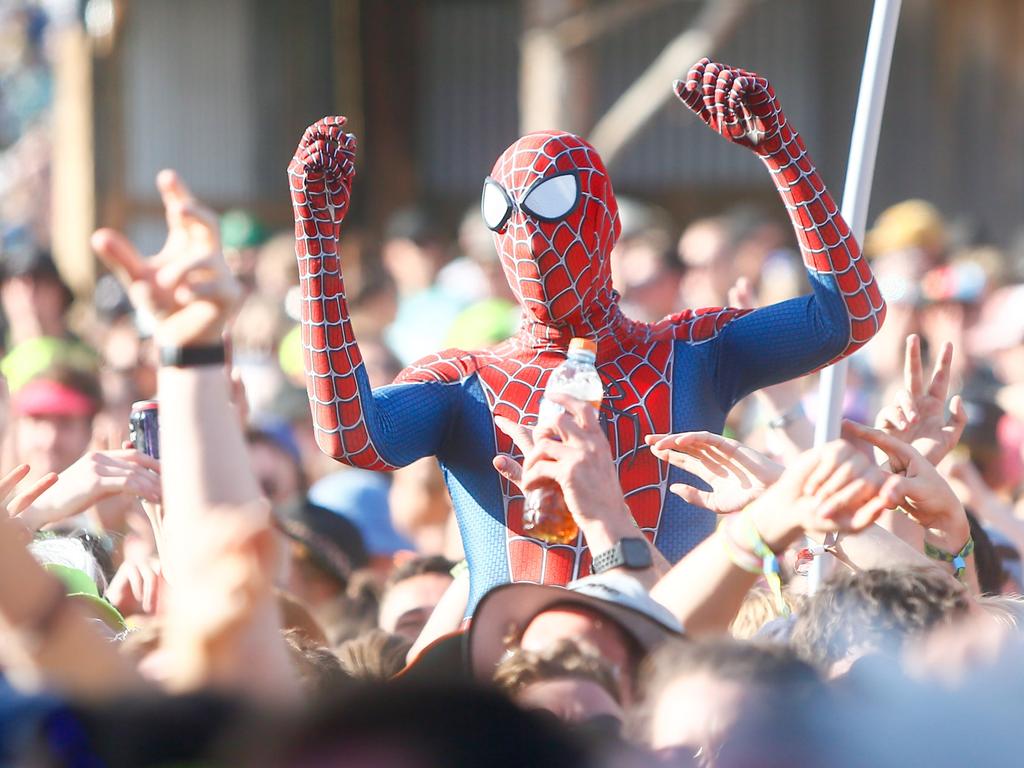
[
  {"xmin": 481, "ymin": 178, "xmax": 513, "ymax": 231},
  {"xmin": 521, "ymin": 172, "xmax": 579, "ymax": 222}
]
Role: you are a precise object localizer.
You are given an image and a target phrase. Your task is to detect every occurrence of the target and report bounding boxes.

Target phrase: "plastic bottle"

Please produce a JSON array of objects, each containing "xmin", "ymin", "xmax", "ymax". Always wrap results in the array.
[{"xmin": 522, "ymin": 337, "xmax": 604, "ymax": 543}]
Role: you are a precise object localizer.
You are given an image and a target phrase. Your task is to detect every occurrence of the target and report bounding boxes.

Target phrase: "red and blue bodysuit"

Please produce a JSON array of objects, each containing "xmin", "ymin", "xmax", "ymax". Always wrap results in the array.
[{"xmin": 289, "ymin": 60, "xmax": 886, "ymax": 612}]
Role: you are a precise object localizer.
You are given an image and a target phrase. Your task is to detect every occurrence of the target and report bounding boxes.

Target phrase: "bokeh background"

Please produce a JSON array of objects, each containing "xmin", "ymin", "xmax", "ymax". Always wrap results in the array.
[{"xmin": 5, "ymin": 0, "xmax": 1023, "ymax": 289}]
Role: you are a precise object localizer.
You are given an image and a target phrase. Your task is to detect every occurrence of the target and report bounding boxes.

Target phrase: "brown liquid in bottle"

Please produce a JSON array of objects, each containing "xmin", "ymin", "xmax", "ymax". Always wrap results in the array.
[{"xmin": 522, "ymin": 478, "xmax": 579, "ymax": 544}]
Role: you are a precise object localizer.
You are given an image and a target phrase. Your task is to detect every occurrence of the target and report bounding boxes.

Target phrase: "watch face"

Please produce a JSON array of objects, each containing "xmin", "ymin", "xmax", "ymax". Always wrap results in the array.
[{"xmin": 622, "ymin": 538, "xmax": 653, "ymax": 568}]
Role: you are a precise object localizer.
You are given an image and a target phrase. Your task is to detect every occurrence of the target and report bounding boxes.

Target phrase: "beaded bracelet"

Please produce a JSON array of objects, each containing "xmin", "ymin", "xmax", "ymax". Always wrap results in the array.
[{"xmin": 924, "ymin": 535, "xmax": 974, "ymax": 582}]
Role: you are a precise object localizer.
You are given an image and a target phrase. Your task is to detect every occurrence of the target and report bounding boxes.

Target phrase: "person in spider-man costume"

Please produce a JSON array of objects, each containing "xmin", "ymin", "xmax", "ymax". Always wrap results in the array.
[{"xmin": 289, "ymin": 59, "xmax": 886, "ymax": 612}]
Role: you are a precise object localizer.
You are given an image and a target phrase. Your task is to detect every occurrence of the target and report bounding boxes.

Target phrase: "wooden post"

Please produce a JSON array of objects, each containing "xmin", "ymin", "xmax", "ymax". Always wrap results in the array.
[{"xmin": 50, "ymin": 23, "xmax": 96, "ymax": 296}]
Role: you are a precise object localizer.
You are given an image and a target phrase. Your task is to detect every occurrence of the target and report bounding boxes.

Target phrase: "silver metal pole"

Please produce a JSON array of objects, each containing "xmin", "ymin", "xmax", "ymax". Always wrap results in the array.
[{"xmin": 807, "ymin": 0, "xmax": 903, "ymax": 595}]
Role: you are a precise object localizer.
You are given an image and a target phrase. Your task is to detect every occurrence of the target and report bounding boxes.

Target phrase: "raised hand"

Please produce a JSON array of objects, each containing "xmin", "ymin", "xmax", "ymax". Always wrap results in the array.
[
  {"xmin": 106, "ymin": 554, "xmax": 162, "ymax": 617},
  {"xmin": 843, "ymin": 420, "xmax": 965, "ymax": 534},
  {"xmin": 2, "ymin": 464, "xmax": 58, "ymax": 542},
  {"xmin": 17, "ymin": 449, "xmax": 162, "ymax": 532},
  {"xmin": 703, "ymin": 438, "xmax": 901, "ymax": 565},
  {"xmin": 288, "ymin": 116, "xmax": 357, "ymax": 231},
  {"xmin": 91, "ymin": 171, "xmax": 241, "ymax": 347},
  {"xmin": 674, "ymin": 57, "xmax": 783, "ymax": 154},
  {"xmin": 520, "ymin": 394, "xmax": 624, "ymax": 530},
  {"xmin": 645, "ymin": 431, "xmax": 783, "ymax": 514},
  {"xmin": 874, "ymin": 334, "xmax": 967, "ymax": 466}
]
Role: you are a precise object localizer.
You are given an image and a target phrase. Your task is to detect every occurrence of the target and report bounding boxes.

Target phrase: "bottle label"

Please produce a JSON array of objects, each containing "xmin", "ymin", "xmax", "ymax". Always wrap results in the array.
[{"xmin": 536, "ymin": 396, "xmax": 602, "ymax": 427}]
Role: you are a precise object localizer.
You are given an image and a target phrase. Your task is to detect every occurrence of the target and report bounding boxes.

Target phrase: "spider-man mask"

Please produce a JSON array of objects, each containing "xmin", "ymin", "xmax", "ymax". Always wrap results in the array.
[{"xmin": 482, "ymin": 131, "xmax": 621, "ymax": 329}]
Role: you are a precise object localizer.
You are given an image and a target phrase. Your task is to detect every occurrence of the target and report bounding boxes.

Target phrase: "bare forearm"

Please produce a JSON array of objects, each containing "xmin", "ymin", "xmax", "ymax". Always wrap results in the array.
[
  {"xmin": 157, "ymin": 365, "xmax": 299, "ymax": 701},
  {"xmin": 158, "ymin": 366, "xmax": 261, "ymax": 514},
  {"xmin": 649, "ymin": 532, "xmax": 758, "ymax": 637}
]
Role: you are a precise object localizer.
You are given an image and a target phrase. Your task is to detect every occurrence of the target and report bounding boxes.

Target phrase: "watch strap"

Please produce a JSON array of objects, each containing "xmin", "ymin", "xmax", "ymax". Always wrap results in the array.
[
  {"xmin": 158, "ymin": 344, "xmax": 227, "ymax": 368},
  {"xmin": 590, "ymin": 537, "xmax": 651, "ymax": 575}
]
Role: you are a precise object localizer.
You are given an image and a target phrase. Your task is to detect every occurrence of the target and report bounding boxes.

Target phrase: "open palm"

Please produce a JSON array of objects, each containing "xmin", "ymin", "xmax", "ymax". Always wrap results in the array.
[{"xmin": 645, "ymin": 431, "xmax": 783, "ymax": 514}]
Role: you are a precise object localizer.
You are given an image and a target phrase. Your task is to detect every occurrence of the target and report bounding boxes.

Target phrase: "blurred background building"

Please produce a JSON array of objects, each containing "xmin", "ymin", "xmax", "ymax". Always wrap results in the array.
[{"xmin": 3, "ymin": 0, "xmax": 1023, "ymax": 294}]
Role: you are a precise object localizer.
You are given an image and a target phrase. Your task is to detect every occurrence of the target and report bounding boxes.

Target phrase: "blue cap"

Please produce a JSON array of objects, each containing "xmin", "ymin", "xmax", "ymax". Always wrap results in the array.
[{"xmin": 308, "ymin": 469, "xmax": 414, "ymax": 556}]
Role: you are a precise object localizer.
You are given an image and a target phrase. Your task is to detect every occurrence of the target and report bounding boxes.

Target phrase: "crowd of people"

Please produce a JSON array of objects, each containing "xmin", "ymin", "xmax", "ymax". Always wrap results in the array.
[{"xmin": 0, "ymin": 55, "xmax": 1023, "ymax": 767}]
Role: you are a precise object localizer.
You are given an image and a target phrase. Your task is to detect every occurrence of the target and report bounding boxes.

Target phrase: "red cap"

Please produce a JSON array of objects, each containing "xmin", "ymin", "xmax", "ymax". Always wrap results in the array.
[{"xmin": 13, "ymin": 379, "xmax": 97, "ymax": 418}]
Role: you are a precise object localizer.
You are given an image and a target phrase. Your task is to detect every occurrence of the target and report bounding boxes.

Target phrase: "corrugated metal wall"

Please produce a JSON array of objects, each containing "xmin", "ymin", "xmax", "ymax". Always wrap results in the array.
[{"xmin": 110, "ymin": 0, "xmax": 1024, "ymax": 247}]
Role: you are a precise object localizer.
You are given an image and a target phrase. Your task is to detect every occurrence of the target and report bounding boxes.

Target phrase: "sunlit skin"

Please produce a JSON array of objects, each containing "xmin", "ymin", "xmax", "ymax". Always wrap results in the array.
[
  {"xmin": 516, "ymin": 677, "xmax": 623, "ymax": 725},
  {"xmin": 519, "ymin": 605, "xmax": 637, "ymax": 705},
  {"xmin": 247, "ymin": 440, "xmax": 303, "ymax": 507},
  {"xmin": 650, "ymin": 673, "xmax": 748, "ymax": 761},
  {"xmin": 14, "ymin": 413, "xmax": 93, "ymax": 478},
  {"xmin": 378, "ymin": 571, "xmax": 453, "ymax": 640},
  {"xmin": 0, "ymin": 274, "xmax": 68, "ymax": 343}
]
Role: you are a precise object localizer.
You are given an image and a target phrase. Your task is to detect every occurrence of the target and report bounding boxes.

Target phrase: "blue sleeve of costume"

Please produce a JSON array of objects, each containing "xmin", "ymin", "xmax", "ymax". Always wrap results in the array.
[
  {"xmin": 354, "ymin": 366, "xmax": 461, "ymax": 468},
  {"xmin": 712, "ymin": 270, "xmax": 849, "ymax": 409}
]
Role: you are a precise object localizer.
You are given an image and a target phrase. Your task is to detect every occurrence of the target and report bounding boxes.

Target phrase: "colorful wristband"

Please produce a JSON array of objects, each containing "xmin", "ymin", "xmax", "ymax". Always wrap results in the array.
[
  {"xmin": 924, "ymin": 535, "xmax": 974, "ymax": 582},
  {"xmin": 722, "ymin": 511, "xmax": 790, "ymax": 617}
]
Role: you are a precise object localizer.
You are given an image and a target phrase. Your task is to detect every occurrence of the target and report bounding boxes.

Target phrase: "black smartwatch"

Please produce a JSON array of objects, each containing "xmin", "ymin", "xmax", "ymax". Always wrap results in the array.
[{"xmin": 590, "ymin": 537, "xmax": 653, "ymax": 575}]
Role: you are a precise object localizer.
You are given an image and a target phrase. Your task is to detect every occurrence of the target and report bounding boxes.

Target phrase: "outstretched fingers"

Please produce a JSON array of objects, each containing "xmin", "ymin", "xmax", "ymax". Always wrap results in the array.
[
  {"xmin": 9, "ymin": 473, "xmax": 58, "ymax": 517},
  {"xmin": 0, "ymin": 464, "xmax": 31, "ymax": 508},
  {"xmin": 674, "ymin": 57, "xmax": 711, "ymax": 119},
  {"xmin": 668, "ymin": 482, "xmax": 713, "ymax": 509},
  {"xmin": 842, "ymin": 419, "xmax": 915, "ymax": 470},
  {"xmin": 903, "ymin": 334, "xmax": 924, "ymax": 398},
  {"xmin": 91, "ymin": 228, "xmax": 149, "ymax": 286},
  {"xmin": 928, "ymin": 341, "xmax": 955, "ymax": 401}
]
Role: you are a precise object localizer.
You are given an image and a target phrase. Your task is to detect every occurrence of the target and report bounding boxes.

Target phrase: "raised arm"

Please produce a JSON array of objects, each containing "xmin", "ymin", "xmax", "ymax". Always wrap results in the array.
[
  {"xmin": 673, "ymin": 59, "xmax": 886, "ymax": 404},
  {"xmin": 289, "ymin": 118, "xmax": 457, "ymax": 470}
]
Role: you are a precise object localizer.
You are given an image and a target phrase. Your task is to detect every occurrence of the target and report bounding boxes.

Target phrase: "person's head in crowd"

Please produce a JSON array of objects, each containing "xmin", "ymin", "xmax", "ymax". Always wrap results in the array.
[
  {"xmin": 639, "ymin": 638, "xmax": 823, "ymax": 764},
  {"xmin": 865, "ymin": 199, "xmax": 948, "ymax": 267},
  {"xmin": 389, "ymin": 457, "xmax": 453, "ymax": 555},
  {"xmin": 722, "ymin": 205, "xmax": 788, "ymax": 291},
  {"xmin": 494, "ymin": 638, "xmax": 623, "ymax": 729},
  {"xmin": 276, "ymin": 590, "xmax": 330, "ymax": 646},
  {"xmin": 0, "ymin": 242, "xmax": 73, "ymax": 342},
  {"xmin": 335, "ymin": 628, "xmax": 412, "ymax": 681},
  {"xmin": 378, "ymin": 555, "xmax": 454, "ymax": 641},
  {"xmin": 309, "ymin": 469, "xmax": 413, "ymax": 574},
  {"xmin": 609, "ymin": 197, "xmax": 679, "ymax": 321},
  {"xmin": 677, "ymin": 216, "xmax": 734, "ymax": 308},
  {"xmin": 282, "ymin": 628, "xmax": 351, "ymax": 699},
  {"xmin": 790, "ymin": 567, "xmax": 970, "ymax": 676},
  {"xmin": 284, "ymin": 682, "xmax": 590, "ymax": 768},
  {"xmin": 470, "ymin": 572, "xmax": 683, "ymax": 706},
  {"xmin": 28, "ymin": 535, "xmax": 125, "ymax": 637},
  {"xmin": 729, "ymin": 583, "xmax": 795, "ymax": 640},
  {"xmin": 246, "ymin": 425, "xmax": 306, "ymax": 509},
  {"xmin": 357, "ymin": 337, "xmax": 403, "ymax": 389},
  {"xmin": 12, "ymin": 365, "xmax": 101, "ymax": 477},
  {"xmin": 975, "ymin": 594, "xmax": 1024, "ymax": 637},
  {"xmin": 323, "ymin": 568, "xmax": 383, "ymax": 646},
  {"xmin": 97, "ymin": 311, "xmax": 155, "ymax": 411},
  {"xmin": 254, "ymin": 230, "xmax": 303, "ymax": 302},
  {"xmin": 969, "ymin": 283, "xmax": 1024, "ymax": 386},
  {"xmin": 348, "ymin": 271, "xmax": 399, "ymax": 343},
  {"xmin": 457, "ymin": 203, "xmax": 513, "ymax": 302},
  {"xmin": 381, "ymin": 207, "xmax": 447, "ymax": 297},
  {"xmin": 957, "ymin": 397, "xmax": 1023, "ymax": 495},
  {"xmin": 220, "ymin": 208, "xmax": 267, "ymax": 291},
  {"xmin": 274, "ymin": 502, "xmax": 368, "ymax": 617}
]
